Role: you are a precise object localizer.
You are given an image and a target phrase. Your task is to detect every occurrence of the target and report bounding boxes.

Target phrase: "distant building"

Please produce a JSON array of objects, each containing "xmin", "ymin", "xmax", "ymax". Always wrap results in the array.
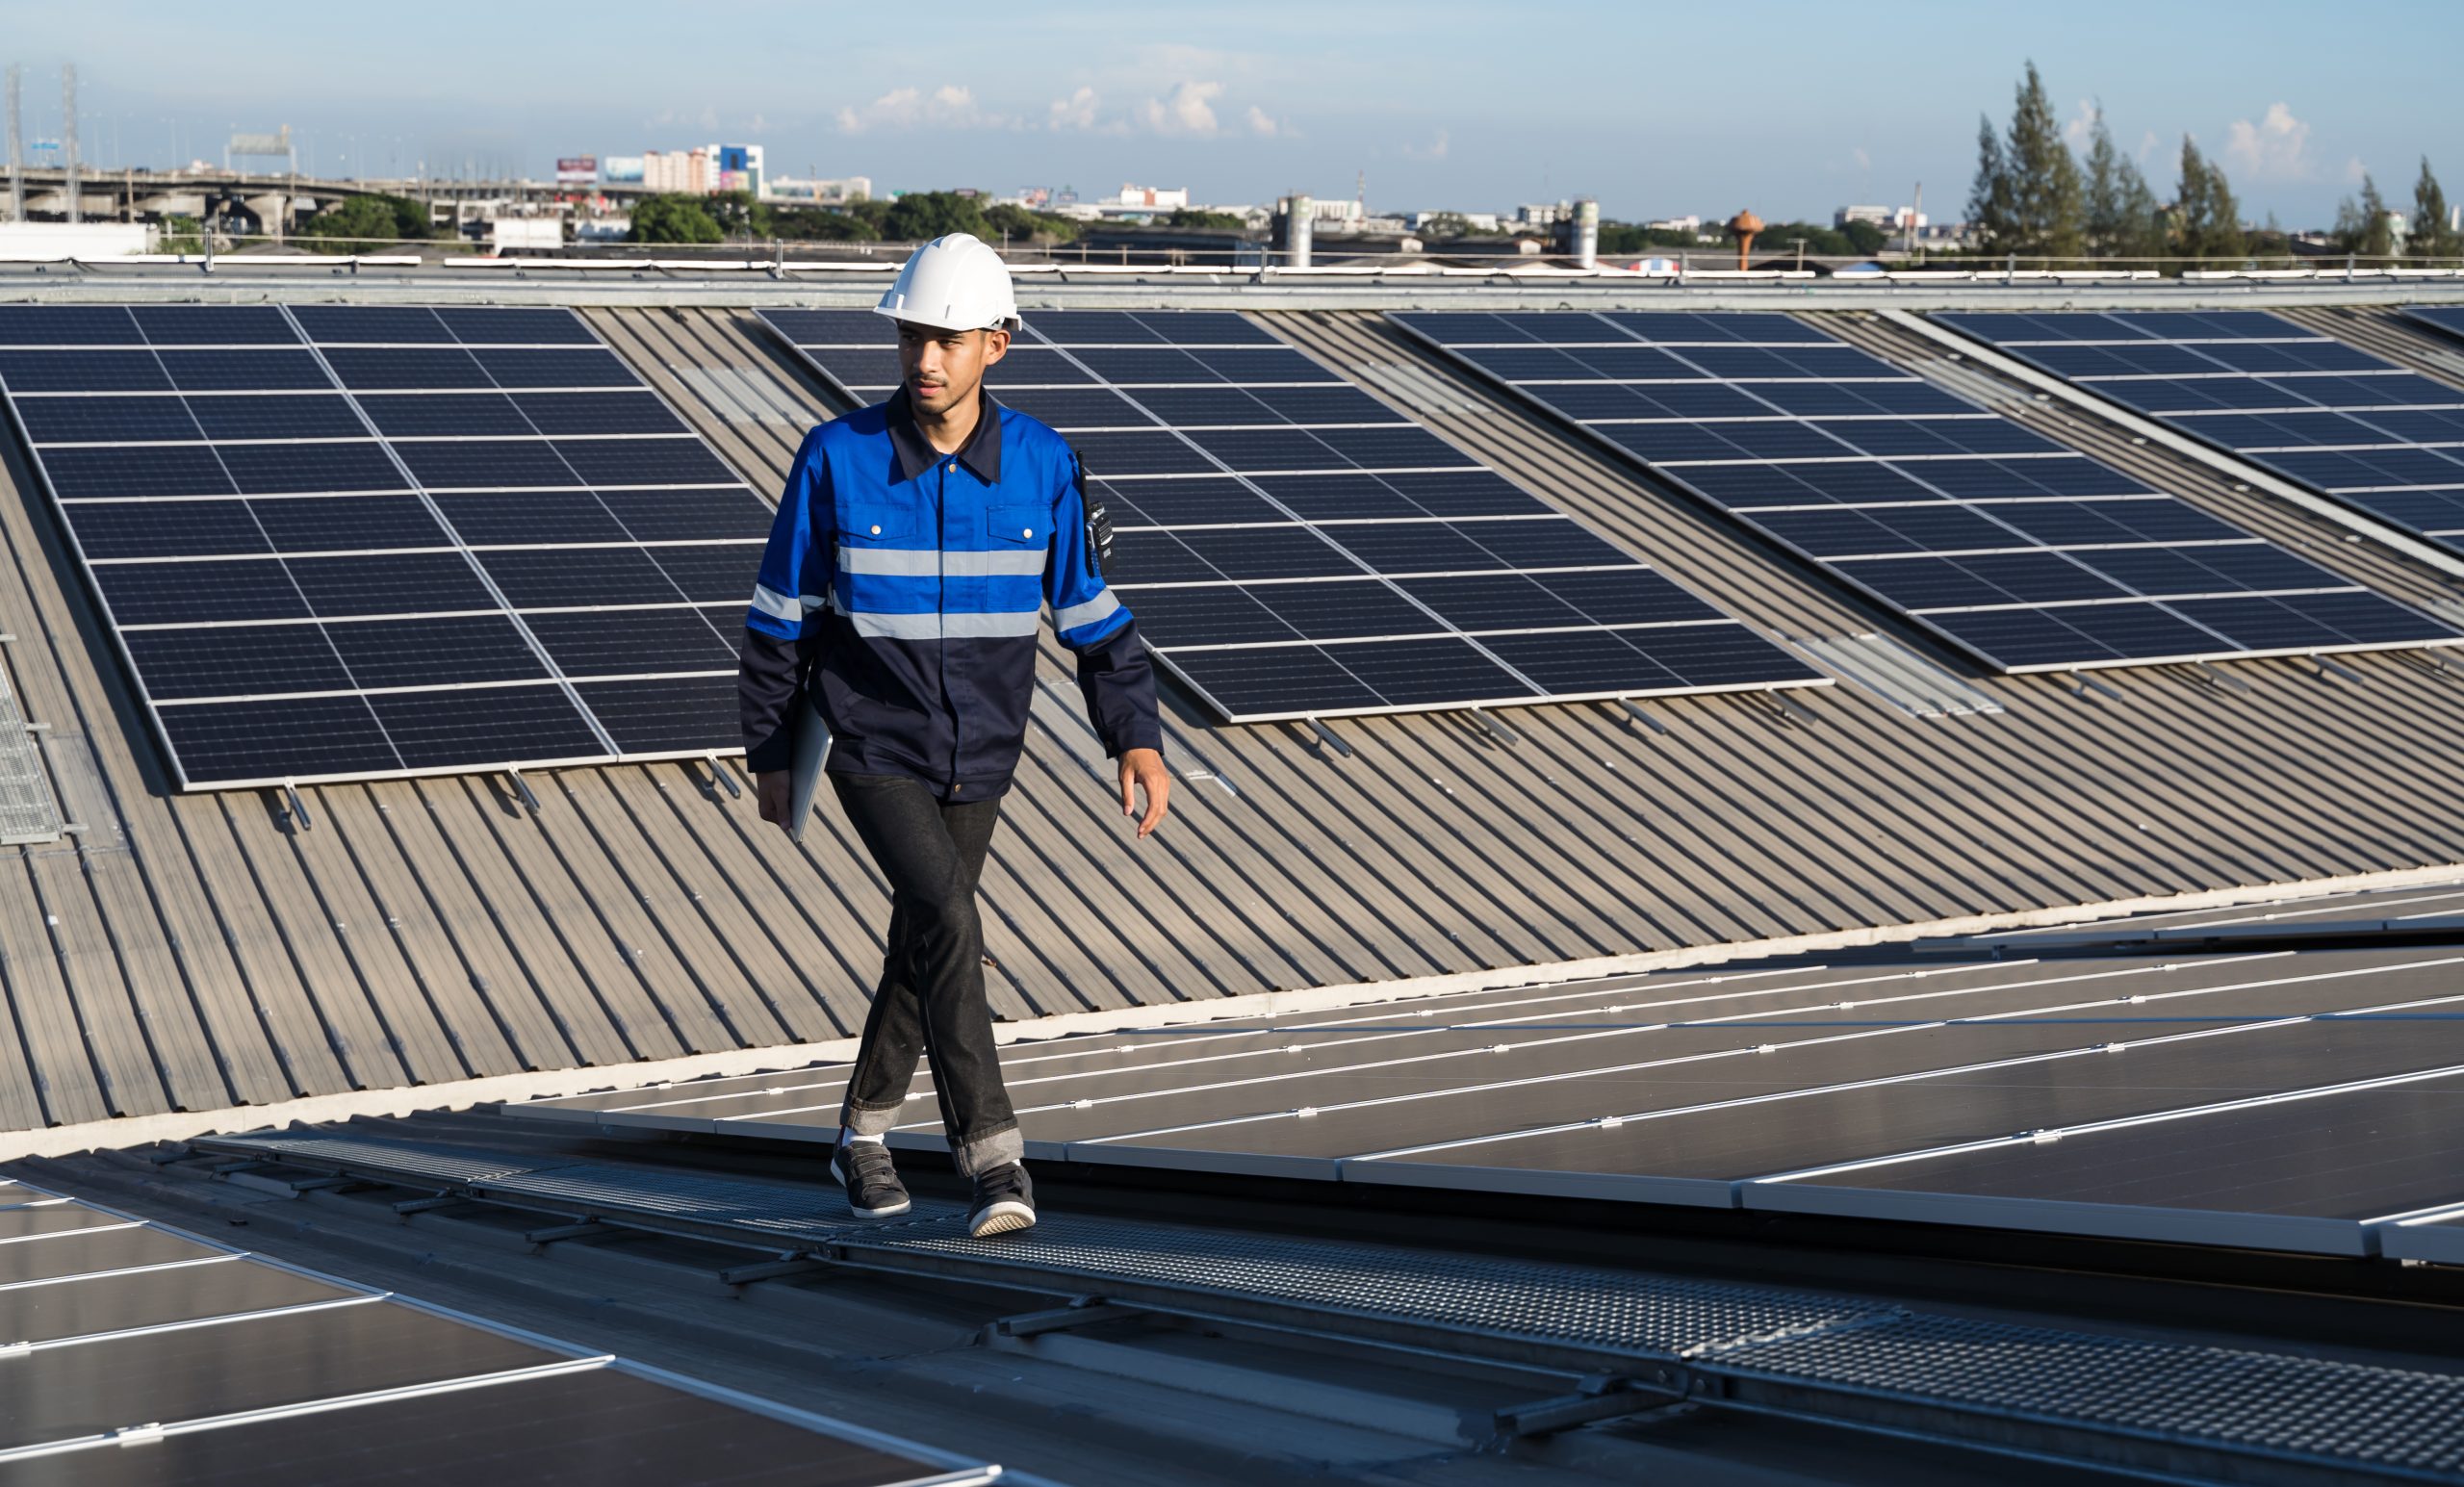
[
  {"xmin": 637, "ymin": 144, "xmax": 764, "ymax": 196},
  {"xmin": 1644, "ymin": 215, "xmax": 1702, "ymax": 234},
  {"xmin": 1835, "ymin": 205, "xmax": 1892, "ymax": 228},
  {"xmin": 1408, "ymin": 211, "xmax": 1501, "ymax": 234},
  {"xmin": 766, "ymin": 176, "xmax": 871, "ymax": 204},
  {"xmin": 1118, "ymin": 185, "xmax": 1191, "ymax": 210},
  {"xmin": 642, "ymin": 148, "xmax": 710, "ymax": 194},
  {"xmin": 1514, "ymin": 201, "xmax": 1571, "ymax": 229}
]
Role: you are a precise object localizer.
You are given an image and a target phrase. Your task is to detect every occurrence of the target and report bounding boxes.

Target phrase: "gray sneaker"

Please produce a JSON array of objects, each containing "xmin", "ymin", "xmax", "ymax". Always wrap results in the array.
[
  {"xmin": 831, "ymin": 1138, "xmax": 911, "ymax": 1218},
  {"xmin": 967, "ymin": 1162, "xmax": 1036, "ymax": 1238}
]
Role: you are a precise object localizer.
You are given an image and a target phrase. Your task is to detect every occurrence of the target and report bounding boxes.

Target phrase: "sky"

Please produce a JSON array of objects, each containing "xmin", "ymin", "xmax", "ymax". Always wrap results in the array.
[{"xmin": 12, "ymin": 0, "xmax": 2460, "ymax": 227}]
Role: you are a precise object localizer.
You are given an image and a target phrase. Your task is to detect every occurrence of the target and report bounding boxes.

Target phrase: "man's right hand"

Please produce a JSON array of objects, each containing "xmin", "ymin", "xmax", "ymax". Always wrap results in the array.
[{"xmin": 755, "ymin": 771, "xmax": 793, "ymax": 830}]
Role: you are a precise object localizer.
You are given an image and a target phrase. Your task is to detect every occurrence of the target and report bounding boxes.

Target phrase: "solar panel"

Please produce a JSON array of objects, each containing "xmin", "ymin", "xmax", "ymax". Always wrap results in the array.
[
  {"xmin": 1397, "ymin": 310, "xmax": 2462, "ymax": 673},
  {"xmin": 1942, "ymin": 308, "xmax": 2464, "ymax": 564},
  {"xmin": 757, "ymin": 307, "xmax": 1826, "ymax": 722},
  {"xmin": 2407, "ymin": 304, "xmax": 2464, "ymax": 346},
  {"xmin": 0, "ymin": 305, "xmax": 764, "ymax": 789}
]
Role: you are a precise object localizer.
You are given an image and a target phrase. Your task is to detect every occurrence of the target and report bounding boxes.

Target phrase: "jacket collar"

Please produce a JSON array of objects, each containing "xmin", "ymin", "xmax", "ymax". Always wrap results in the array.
[{"xmin": 886, "ymin": 386, "xmax": 1004, "ymax": 485}]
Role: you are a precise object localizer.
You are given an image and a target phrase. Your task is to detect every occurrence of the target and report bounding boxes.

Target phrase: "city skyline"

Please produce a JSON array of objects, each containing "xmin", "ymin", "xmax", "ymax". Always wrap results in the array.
[{"xmin": 10, "ymin": 0, "xmax": 2458, "ymax": 225}]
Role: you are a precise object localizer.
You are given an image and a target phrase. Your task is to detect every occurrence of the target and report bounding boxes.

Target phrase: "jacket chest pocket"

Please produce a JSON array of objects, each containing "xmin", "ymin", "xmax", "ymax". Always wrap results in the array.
[
  {"xmin": 988, "ymin": 504, "xmax": 1048, "ymax": 548},
  {"xmin": 838, "ymin": 502, "xmax": 921, "ymax": 547}
]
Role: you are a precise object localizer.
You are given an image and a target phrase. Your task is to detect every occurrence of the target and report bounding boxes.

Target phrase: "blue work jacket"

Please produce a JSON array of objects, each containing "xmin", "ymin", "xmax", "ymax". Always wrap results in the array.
[{"xmin": 738, "ymin": 389, "xmax": 1162, "ymax": 799}]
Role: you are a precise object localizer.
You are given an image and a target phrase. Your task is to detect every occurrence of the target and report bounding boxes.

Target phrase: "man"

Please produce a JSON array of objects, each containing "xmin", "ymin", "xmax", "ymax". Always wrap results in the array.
[{"xmin": 739, "ymin": 232, "xmax": 1169, "ymax": 1239}]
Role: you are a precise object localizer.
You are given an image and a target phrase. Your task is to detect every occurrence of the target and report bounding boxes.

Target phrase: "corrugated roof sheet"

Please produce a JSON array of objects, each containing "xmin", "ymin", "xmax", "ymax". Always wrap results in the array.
[{"xmin": 2, "ymin": 292, "xmax": 2463, "ymax": 1141}]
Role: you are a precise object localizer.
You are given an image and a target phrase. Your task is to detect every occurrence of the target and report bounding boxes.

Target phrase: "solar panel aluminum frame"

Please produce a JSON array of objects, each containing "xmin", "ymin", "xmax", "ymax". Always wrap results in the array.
[
  {"xmin": 0, "ymin": 306, "xmax": 757, "ymax": 791},
  {"xmin": 1392, "ymin": 311, "xmax": 2464, "ymax": 677},
  {"xmin": 758, "ymin": 308, "xmax": 1833, "ymax": 723}
]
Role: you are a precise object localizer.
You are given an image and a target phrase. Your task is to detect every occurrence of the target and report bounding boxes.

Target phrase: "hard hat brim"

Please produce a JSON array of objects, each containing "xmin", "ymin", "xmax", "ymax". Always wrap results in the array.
[{"xmin": 871, "ymin": 305, "xmax": 1024, "ymax": 335}]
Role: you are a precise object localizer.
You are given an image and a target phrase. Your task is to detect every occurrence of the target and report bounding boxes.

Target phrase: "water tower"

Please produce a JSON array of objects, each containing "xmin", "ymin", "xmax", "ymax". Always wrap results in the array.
[{"xmin": 1727, "ymin": 209, "xmax": 1762, "ymax": 270}]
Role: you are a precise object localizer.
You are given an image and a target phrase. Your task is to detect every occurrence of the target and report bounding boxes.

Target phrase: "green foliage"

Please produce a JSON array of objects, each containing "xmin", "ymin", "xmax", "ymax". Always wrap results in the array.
[
  {"xmin": 2332, "ymin": 173, "xmax": 2396, "ymax": 259},
  {"xmin": 1161, "ymin": 207, "xmax": 1245, "ymax": 231},
  {"xmin": 1597, "ymin": 221, "xmax": 1703, "ymax": 255},
  {"xmin": 298, "ymin": 192, "xmax": 431, "ymax": 253},
  {"xmin": 629, "ymin": 193, "xmax": 723, "ymax": 244},
  {"xmin": 986, "ymin": 201, "xmax": 1082, "ymax": 243},
  {"xmin": 881, "ymin": 191, "xmax": 990, "ymax": 242},
  {"xmin": 1840, "ymin": 219, "xmax": 1888, "ymax": 255},
  {"xmin": 2006, "ymin": 63, "xmax": 2087, "ymax": 257},
  {"xmin": 1967, "ymin": 114, "xmax": 2017, "ymax": 253},
  {"xmin": 2172, "ymin": 138, "xmax": 2245, "ymax": 263},
  {"xmin": 157, "ymin": 214, "xmax": 204, "ymax": 255},
  {"xmin": 2413, "ymin": 158, "xmax": 2458, "ymax": 263},
  {"xmin": 761, "ymin": 205, "xmax": 881, "ymax": 242},
  {"xmin": 2081, "ymin": 107, "xmax": 2167, "ymax": 262}
]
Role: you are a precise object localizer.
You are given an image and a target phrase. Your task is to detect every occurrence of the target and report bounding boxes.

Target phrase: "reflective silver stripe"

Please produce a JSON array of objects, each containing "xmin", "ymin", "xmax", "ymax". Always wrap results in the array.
[
  {"xmin": 948, "ymin": 550, "xmax": 1047, "ymax": 577},
  {"xmin": 751, "ymin": 583, "xmax": 820, "ymax": 622},
  {"xmin": 1053, "ymin": 589, "xmax": 1121, "ymax": 632},
  {"xmin": 836, "ymin": 547, "xmax": 1046, "ymax": 577},
  {"xmin": 847, "ymin": 609, "xmax": 1042, "ymax": 640}
]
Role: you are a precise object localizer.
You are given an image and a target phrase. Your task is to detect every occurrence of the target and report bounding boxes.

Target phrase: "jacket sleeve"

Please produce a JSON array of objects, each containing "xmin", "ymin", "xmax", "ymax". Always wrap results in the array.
[
  {"xmin": 1047, "ymin": 454, "xmax": 1164, "ymax": 758},
  {"xmin": 738, "ymin": 428, "xmax": 833, "ymax": 774}
]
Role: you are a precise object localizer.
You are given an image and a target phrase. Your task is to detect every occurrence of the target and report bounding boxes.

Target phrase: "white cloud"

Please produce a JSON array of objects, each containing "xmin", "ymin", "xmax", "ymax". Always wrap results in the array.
[
  {"xmin": 834, "ymin": 84, "xmax": 1009, "ymax": 134},
  {"xmin": 1402, "ymin": 128, "xmax": 1449, "ymax": 162},
  {"xmin": 1047, "ymin": 86, "xmax": 1101, "ymax": 131},
  {"xmin": 2063, "ymin": 98, "xmax": 2098, "ymax": 149},
  {"xmin": 2136, "ymin": 129, "xmax": 2161, "ymax": 165},
  {"xmin": 1852, "ymin": 145, "xmax": 1871, "ymax": 171},
  {"xmin": 1137, "ymin": 80, "xmax": 1223, "ymax": 136},
  {"xmin": 2222, "ymin": 101, "xmax": 2315, "ymax": 182},
  {"xmin": 1243, "ymin": 104, "xmax": 1280, "ymax": 137}
]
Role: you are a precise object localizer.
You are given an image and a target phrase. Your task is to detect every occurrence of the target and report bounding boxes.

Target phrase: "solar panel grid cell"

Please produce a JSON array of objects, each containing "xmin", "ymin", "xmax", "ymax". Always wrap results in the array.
[
  {"xmin": 1399, "ymin": 307, "xmax": 2461, "ymax": 672},
  {"xmin": 0, "ymin": 304, "xmax": 766, "ymax": 785},
  {"xmin": 1943, "ymin": 307, "xmax": 2464, "ymax": 571}
]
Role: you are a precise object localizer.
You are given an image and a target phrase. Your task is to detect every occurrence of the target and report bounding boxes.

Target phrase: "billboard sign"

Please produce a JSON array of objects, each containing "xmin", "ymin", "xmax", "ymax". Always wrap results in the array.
[
  {"xmin": 600, "ymin": 155, "xmax": 645, "ymax": 184},
  {"xmin": 555, "ymin": 156, "xmax": 599, "ymax": 184}
]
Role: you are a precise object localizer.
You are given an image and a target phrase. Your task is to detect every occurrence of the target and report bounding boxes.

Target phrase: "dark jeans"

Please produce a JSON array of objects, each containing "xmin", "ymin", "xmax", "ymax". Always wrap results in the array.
[{"xmin": 832, "ymin": 772, "xmax": 1021, "ymax": 1176}]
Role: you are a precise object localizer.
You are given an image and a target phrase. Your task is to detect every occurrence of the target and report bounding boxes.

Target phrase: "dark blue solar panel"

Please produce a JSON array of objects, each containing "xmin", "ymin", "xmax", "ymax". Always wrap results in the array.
[
  {"xmin": 526, "ymin": 608, "xmax": 738, "ymax": 676},
  {"xmin": 291, "ymin": 306, "xmax": 453, "ymax": 344},
  {"xmin": 1403, "ymin": 307, "xmax": 2463, "ymax": 672},
  {"xmin": 324, "ymin": 615, "xmax": 551, "ymax": 689},
  {"xmin": 218, "ymin": 441, "xmax": 407, "ymax": 496},
  {"xmin": 252, "ymin": 496, "xmax": 450, "ymax": 553},
  {"xmin": 133, "ymin": 307, "xmax": 298, "ymax": 346},
  {"xmin": 160, "ymin": 350, "xmax": 333, "ymax": 392},
  {"xmin": 0, "ymin": 306, "xmax": 144, "ymax": 345},
  {"xmin": 124, "ymin": 624, "xmax": 354, "ymax": 701},
  {"xmin": 65, "ymin": 500, "xmax": 271, "ymax": 560},
  {"xmin": 0, "ymin": 349, "xmax": 173, "ymax": 392},
  {"xmin": 12, "ymin": 394, "xmax": 203, "ymax": 443},
  {"xmin": 0, "ymin": 302, "xmax": 765, "ymax": 785},
  {"xmin": 572, "ymin": 676, "xmax": 742, "ymax": 754},
  {"xmin": 1944, "ymin": 308, "xmax": 2464, "ymax": 568}
]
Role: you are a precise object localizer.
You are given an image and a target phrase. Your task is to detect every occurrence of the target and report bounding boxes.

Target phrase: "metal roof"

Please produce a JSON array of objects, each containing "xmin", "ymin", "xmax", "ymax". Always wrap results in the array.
[{"xmin": 5, "ymin": 287, "xmax": 2464, "ymax": 1151}]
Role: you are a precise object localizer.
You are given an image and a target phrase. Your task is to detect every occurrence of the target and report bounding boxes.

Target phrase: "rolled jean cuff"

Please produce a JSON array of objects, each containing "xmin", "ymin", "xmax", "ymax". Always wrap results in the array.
[
  {"xmin": 840, "ymin": 1097, "xmax": 905, "ymax": 1140},
  {"xmin": 951, "ymin": 1121, "xmax": 1023, "ymax": 1179}
]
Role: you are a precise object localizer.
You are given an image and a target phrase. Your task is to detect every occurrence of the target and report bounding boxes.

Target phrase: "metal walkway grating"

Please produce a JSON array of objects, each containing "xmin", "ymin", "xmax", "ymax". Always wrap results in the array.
[
  {"xmin": 1721, "ymin": 1314, "xmax": 2464, "ymax": 1479},
  {"xmin": 198, "ymin": 1128, "xmax": 2464, "ymax": 1482},
  {"xmin": 0, "ymin": 651, "xmax": 61, "ymax": 846}
]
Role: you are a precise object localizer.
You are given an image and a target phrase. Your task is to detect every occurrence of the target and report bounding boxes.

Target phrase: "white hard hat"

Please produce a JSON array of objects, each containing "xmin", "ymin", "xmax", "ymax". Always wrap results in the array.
[{"xmin": 873, "ymin": 232, "xmax": 1021, "ymax": 334}]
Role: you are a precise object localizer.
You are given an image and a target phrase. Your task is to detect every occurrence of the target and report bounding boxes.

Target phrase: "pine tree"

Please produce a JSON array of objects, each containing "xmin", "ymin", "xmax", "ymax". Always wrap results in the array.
[
  {"xmin": 2415, "ymin": 157, "xmax": 2457, "ymax": 264},
  {"xmin": 2116, "ymin": 155, "xmax": 2168, "ymax": 266},
  {"xmin": 2083, "ymin": 106, "xmax": 2124, "ymax": 256},
  {"xmin": 1968, "ymin": 115, "xmax": 2015, "ymax": 254},
  {"xmin": 2202, "ymin": 155, "xmax": 2246, "ymax": 263},
  {"xmin": 2359, "ymin": 174, "xmax": 2396, "ymax": 259},
  {"xmin": 2173, "ymin": 138, "xmax": 2213, "ymax": 264},
  {"xmin": 2003, "ymin": 62, "xmax": 2086, "ymax": 259}
]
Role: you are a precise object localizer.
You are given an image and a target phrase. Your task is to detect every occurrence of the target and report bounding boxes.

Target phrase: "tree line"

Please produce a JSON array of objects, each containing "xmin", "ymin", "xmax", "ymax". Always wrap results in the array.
[
  {"xmin": 1969, "ymin": 62, "xmax": 2458, "ymax": 265},
  {"xmin": 629, "ymin": 191, "xmax": 1082, "ymax": 247}
]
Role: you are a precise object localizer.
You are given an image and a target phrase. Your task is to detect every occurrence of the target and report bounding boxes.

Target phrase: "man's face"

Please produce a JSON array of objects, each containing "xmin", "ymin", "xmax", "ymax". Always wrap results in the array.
[{"xmin": 896, "ymin": 322, "xmax": 1010, "ymax": 417}]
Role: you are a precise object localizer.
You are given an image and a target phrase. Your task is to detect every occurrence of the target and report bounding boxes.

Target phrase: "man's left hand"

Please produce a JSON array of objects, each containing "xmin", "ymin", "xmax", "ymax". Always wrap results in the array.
[{"xmin": 1117, "ymin": 747, "xmax": 1170, "ymax": 838}]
